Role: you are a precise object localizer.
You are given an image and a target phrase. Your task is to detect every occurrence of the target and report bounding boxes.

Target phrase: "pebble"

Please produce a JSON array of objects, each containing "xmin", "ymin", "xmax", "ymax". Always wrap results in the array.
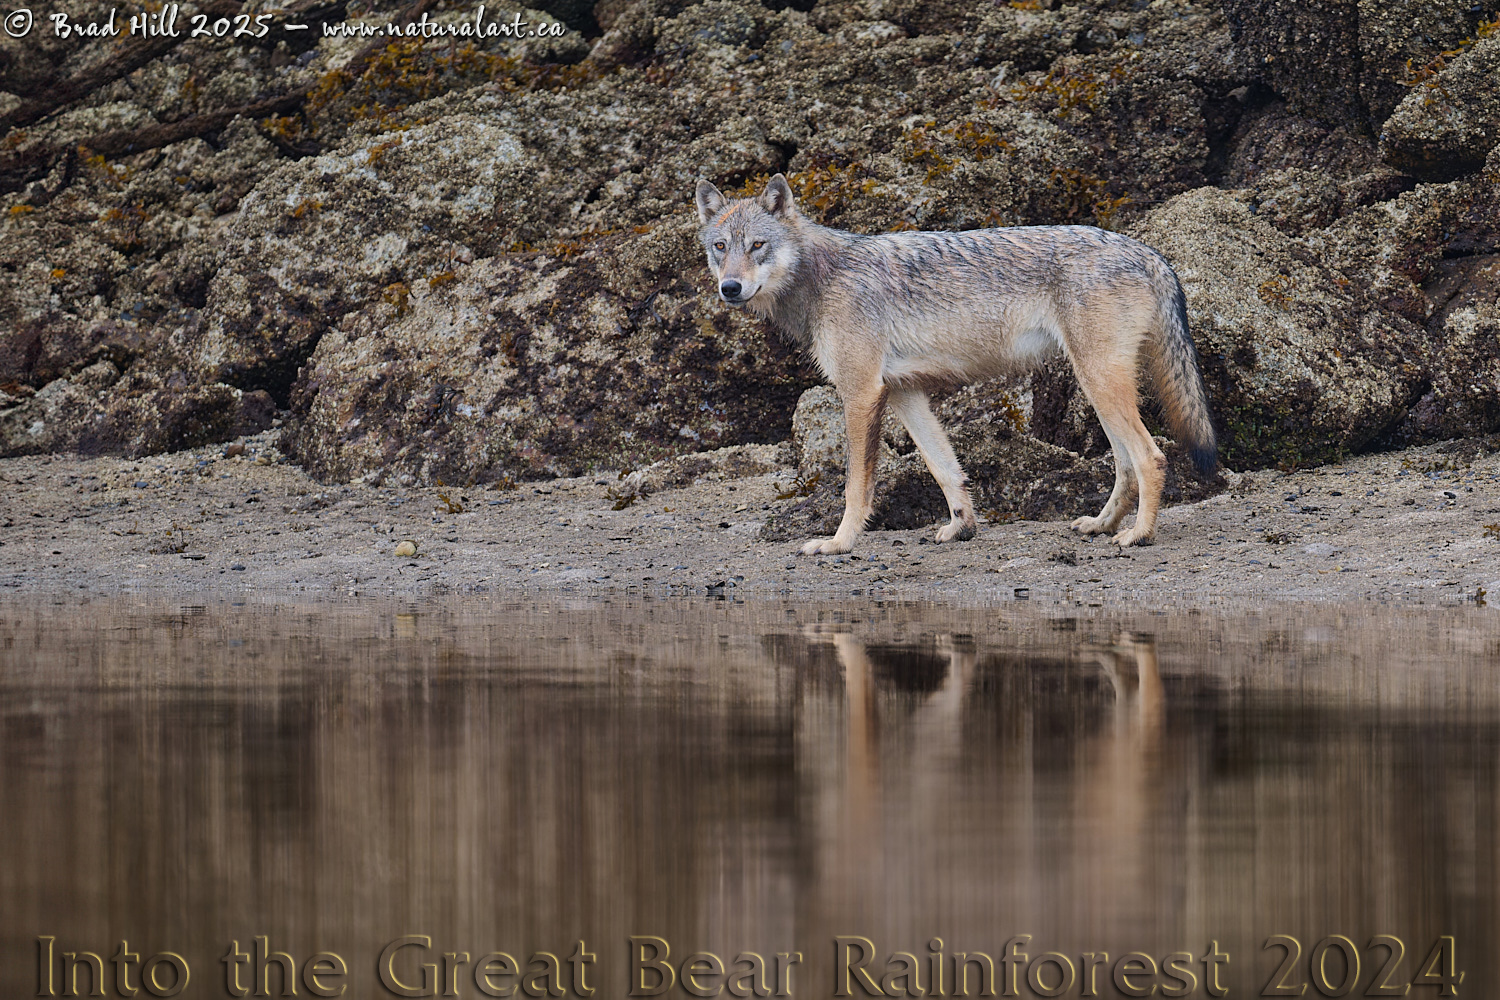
[{"xmin": 394, "ymin": 540, "xmax": 417, "ymax": 557}]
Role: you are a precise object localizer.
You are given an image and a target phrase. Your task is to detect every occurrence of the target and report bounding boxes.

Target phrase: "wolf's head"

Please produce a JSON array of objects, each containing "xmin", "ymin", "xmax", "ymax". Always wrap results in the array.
[{"xmin": 695, "ymin": 174, "xmax": 801, "ymax": 310}]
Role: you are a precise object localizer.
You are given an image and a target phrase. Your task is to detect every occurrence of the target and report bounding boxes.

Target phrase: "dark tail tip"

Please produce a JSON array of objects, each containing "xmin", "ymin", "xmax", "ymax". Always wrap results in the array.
[{"xmin": 1190, "ymin": 444, "xmax": 1218, "ymax": 478}]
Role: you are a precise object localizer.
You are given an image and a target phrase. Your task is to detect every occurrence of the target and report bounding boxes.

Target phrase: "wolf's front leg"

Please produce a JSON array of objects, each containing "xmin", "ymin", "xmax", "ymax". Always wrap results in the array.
[
  {"xmin": 888, "ymin": 387, "xmax": 977, "ymax": 543},
  {"xmin": 800, "ymin": 381, "xmax": 889, "ymax": 556}
]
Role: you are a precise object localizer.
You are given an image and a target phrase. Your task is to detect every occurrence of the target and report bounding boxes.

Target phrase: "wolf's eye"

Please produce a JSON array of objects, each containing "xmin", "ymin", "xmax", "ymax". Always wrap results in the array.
[
  {"xmin": 714, "ymin": 241, "xmax": 726, "ymax": 251},
  {"xmin": 751, "ymin": 241, "xmax": 765, "ymax": 250}
]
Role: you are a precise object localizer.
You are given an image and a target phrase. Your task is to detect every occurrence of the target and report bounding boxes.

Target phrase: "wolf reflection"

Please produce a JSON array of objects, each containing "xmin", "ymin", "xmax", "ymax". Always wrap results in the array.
[
  {"xmin": 2, "ymin": 603, "xmax": 1493, "ymax": 1000},
  {"xmin": 797, "ymin": 628, "xmax": 1175, "ymax": 956}
]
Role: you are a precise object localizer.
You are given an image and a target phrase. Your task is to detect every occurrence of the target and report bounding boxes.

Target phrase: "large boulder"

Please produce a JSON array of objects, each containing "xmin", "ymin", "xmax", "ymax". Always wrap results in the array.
[
  {"xmin": 0, "ymin": 369, "xmax": 274, "ymax": 457},
  {"xmin": 1220, "ymin": 106, "xmax": 1412, "ymax": 235},
  {"xmin": 280, "ymin": 218, "xmax": 818, "ymax": 483},
  {"xmin": 1220, "ymin": 0, "xmax": 1487, "ymax": 137},
  {"xmin": 1379, "ymin": 32, "xmax": 1500, "ymax": 180},
  {"xmin": 1357, "ymin": 0, "xmax": 1476, "ymax": 126},
  {"xmin": 1134, "ymin": 187, "xmax": 1430, "ymax": 469},
  {"xmin": 1397, "ymin": 254, "xmax": 1500, "ymax": 441}
]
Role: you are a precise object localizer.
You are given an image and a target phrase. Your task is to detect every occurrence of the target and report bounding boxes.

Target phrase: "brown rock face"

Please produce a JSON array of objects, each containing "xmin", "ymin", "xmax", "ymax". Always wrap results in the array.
[
  {"xmin": 2, "ymin": 0, "xmax": 1499, "ymax": 501},
  {"xmin": 1379, "ymin": 32, "xmax": 1500, "ymax": 180},
  {"xmin": 282, "ymin": 220, "xmax": 818, "ymax": 484},
  {"xmin": 1221, "ymin": 0, "xmax": 1369, "ymax": 127}
]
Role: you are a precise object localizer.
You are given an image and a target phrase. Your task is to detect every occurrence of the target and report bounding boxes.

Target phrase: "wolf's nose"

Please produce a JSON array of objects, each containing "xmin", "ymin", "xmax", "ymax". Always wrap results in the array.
[{"xmin": 720, "ymin": 280, "xmax": 742, "ymax": 299}]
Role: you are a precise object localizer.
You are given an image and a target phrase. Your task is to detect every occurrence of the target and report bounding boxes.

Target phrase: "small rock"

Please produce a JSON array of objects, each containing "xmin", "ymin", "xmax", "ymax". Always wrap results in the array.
[
  {"xmin": 1302, "ymin": 542, "xmax": 1342, "ymax": 557},
  {"xmin": 394, "ymin": 540, "xmax": 418, "ymax": 557},
  {"xmin": 224, "ymin": 443, "xmax": 246, "ymax": 457},
  {"xmin": 230, "ymin": 564, "xmax": 246, "ymax": 571}
]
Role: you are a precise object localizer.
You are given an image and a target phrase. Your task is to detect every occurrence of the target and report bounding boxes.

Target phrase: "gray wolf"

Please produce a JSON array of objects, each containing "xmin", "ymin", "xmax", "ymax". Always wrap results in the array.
[{"xmin": 695, "ymin": 173, "xmax": 1216, "ymax": 555}]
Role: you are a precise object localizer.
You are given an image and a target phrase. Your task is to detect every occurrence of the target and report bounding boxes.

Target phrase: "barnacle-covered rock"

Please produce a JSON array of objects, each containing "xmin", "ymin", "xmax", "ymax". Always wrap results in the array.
[
  {"xmin": 1379, "ymin": 32, "xmax": 1500, "ymax": 180},
  {"xmin": 3, "ymin": 0, "xmax": 1499, "ymax": 479},
  {"xmin": 279, "ymin": 218, "xmax": 818, "ymax": 484}
]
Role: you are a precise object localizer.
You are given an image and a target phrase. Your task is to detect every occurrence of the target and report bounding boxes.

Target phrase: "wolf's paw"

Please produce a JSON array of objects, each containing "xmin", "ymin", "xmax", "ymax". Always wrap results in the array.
[
  {"xmin": 936, "ymin": 518, "xmax": 976, "ymax": 543},
  {"xmin": 1111, "ymin": 525, "xmax": 1154, "ymax": 547},
  {"xmin": 801, "ymin": 536, "xmax": 854, "ymax": 556},
  {"xmin": 1071, "ymin": 515, "xmax": 1111, "ymax": 535}
]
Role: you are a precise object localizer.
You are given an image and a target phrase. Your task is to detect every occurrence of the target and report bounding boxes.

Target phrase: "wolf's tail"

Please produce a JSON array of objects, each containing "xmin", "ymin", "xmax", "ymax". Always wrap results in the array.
[{"xmin": 1147, "ymin": 270, "xmax": 1217, "ymax": 476}]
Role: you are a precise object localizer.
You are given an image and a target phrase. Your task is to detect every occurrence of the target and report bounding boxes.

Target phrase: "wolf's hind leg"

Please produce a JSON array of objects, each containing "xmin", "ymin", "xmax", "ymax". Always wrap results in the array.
[
  {"xmin": 801, "ymin": 378, "xmax": 888, "ymax": 556},
  {"xmin": 888, "ymin": 387, "xmax": 977, "ymax": 543},
  {"xmin": 1069, "ymin": 353, "xmax": 1166, "ymax": 547},
  {"xmin": 1071, "ymin": 425, "xmax": 1138, "ymax": 535}
]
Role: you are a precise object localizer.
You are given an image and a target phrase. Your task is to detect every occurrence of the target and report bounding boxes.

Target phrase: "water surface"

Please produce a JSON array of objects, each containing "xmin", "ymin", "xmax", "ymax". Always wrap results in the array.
[{"xmin": 1, "ymin": 598, "xmax": 1496, "ymax": 998}]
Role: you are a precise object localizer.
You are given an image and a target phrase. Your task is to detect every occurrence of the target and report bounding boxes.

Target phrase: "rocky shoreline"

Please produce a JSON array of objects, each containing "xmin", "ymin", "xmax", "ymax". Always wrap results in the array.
[
  {"xmin": 3, "ymin": 0, "xmax": 1499, "ymax": 599},
  {"xmin": 4, "ymin": 427, "xmax": 1498, "ymax": 605}
]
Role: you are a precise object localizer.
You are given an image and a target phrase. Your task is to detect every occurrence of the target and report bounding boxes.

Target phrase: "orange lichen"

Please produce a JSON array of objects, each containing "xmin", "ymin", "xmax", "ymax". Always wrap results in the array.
[
  {"xmin": 993, "ymin": 59, "xmax": 1130, "ymax": 118},
  {"xmin": 1402, "ymin": 16, "xmax": 1499, "ymax": 107},
  {"xmin": 1257, "ymin": 274, "xmax": 1295, "ymax": 310},
  {"xmin": 1046, "ymin": 167, "xmax": 1129, "ymax": 227},
  {"xmin": 366, "ymin": 133, "xmax": 404, "ymax": 165},
  {"xmin": 725, "ymin": 162, "xmax": 883, "ymax": 222},
  {"xmin": 98, "ymin": 204, "xmax": 148, "ymax": 250},
  {"xmin": 383, "ymin": 281, "xmax": 411, "ymax": 314},
  {"xmin": 902, "ymin": 120, "xmax": 1014, "ymax": 183},
  {"xmin": 303, "ymin": 40, "xmax": 611, "ymax": 137}
]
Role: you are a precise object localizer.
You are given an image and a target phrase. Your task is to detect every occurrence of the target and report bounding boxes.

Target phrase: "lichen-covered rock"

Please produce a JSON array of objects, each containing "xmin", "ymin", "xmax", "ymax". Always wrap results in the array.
[
  {"xmin": 1357, "ymin": 0, "xmax": 1475, "ymax": 126},
  {"xmin": 1221, "ymin": 0, "xmax": 1367, "ymax": 126},
  {"xmin": 1222, "ymin": 0, "xmax": 1487, "ymax": 137},
  {"xmin": 789, "ymin": 386, "xmax": 846, "ymax": 477},
  {"xmin": 1398, "ymin": 255, "xmax": 1500, "ymax": 441},
  {"xmin": 5, "ymin": 0, "xmax": 1500, "ymax": 480},
  {"xmin": 279, "ymin": 218, "xmax": 818, "ymax": 484},
  {"xmin": 1133, "ymin": 186, "xmax": 1430, "ymax": 469},
  {"xmin": 1222, "ymin": 106, "xmax": 1412, "ymax": 234},
  {"xmin": 0, "ymin": 375, "xmax": 274, "ymax": 457},
  {"xmin": 1306, "ymin": 172, "xmax": 1500, "ymax": 326},
  {"xmin": 1379, "ymin": 32, "xmax": 1500, "ymax": 180},
  {"xmin": 182, "ymin": 111, "xmax": 532, "ymax": 401}
]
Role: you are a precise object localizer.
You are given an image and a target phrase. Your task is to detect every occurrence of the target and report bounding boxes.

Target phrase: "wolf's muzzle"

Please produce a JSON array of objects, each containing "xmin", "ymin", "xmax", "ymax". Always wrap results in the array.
[{"xmin": 719, "ymin": 280, "xmax": 743, "ymax": 301}]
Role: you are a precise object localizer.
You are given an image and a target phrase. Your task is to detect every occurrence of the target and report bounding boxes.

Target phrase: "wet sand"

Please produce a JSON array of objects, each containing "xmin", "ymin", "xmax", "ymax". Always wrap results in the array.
[
  {"xmin": 3, "ymin": 429, "xmax": 1499, "ymax": 605},
  {"xmin": 2, "ymin": 595, "xmax": 1498, "ymax": 998}
]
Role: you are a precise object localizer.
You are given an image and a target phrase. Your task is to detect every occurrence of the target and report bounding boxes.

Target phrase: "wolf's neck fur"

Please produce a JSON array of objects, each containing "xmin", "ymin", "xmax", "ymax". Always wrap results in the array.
[{"xmin": 756, "ymin": 217, "xmax": 855, "ymax": 346}]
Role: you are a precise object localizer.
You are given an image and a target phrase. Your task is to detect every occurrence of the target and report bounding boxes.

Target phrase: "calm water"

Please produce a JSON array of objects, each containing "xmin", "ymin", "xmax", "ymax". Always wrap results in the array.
[{"xmin": 1, "ymin": 598, "xmax": 1497, "ymax": 999}]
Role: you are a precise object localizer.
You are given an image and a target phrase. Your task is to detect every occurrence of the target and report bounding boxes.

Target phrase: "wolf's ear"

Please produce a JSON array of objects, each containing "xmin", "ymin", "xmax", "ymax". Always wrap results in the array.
[
  {"xmin": 696, "ymin": 180, "xmax": 727, "ymax": 224},
  {"xmin": 759, "ymin": 173, "xmax": 796, "ymax": 218}
]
